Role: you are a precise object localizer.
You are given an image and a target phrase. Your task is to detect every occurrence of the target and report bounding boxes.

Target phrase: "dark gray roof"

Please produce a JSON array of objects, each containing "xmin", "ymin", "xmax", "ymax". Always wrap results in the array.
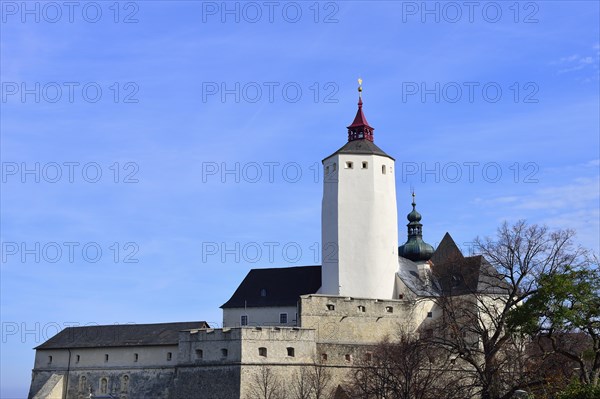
[
  {"xmin": 429, "ymin": 233, "xmax": 510, "ymax": 296},
  {"xmin": 322, "ymin": 139, "xmax": 394, "ymax": 162},
  {"xmin": 221, "ymin": 266, "xmax": 321, "ymax": 309},
  {"xmin": 35, "ymin": 321, "xmax": 209, "ymax": 350}
]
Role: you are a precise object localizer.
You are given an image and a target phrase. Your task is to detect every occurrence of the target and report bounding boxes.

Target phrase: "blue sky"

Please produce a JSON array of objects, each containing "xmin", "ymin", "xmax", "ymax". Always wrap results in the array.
[{"xmin": 1, "ymin": 1, "xmax": 599, "ymax": 397}]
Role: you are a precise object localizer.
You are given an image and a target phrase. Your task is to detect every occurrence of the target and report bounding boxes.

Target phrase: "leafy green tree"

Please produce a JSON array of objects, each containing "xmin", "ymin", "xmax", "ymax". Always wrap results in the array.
[{"xmin": 508, "ymin": 263, "xmax": 600, "ymax": 387}]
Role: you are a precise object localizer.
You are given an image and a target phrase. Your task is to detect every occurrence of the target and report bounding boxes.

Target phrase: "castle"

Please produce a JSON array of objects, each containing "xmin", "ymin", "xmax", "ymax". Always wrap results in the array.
[{"xmin": 28, "ymin": 85, "xmax": 502, "ymax": 399}]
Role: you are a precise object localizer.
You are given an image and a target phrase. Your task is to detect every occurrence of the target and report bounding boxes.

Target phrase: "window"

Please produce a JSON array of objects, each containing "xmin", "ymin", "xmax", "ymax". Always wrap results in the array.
[
  {"xmin": 287, "ymin": 347, "xmax": 295, "ymax": 357},
  {"xmin": 79, "ymin": 376, "xmax": 87, "ymax": 392},
  {"xmin": 260, "ymin": 288, "xmax": 267, "ymax": 297},
  {"xmin": 195, "ymin": 349, "xmax": 203, "ymax": 359},
  {"xmin": 345, "ymin": 354, "xmax": 352, "ymax": 362},
  {"xmin": 104, "ymin": 354, "xmax": 109, "ymax": 362},
  {"xmin": 357, "ymin": 305, "xmax": 365, "ymax": 312},
  {"xmin": 321, "ymin": 353, "xmax": 328, "ymax": 361},
  {"xmin": 100, "ymin": 378, "xmax": 108, "ymax": 394},
  {"xmin": 398, "ymin": 294, "xmax": 404, "ymax": 299},
  {"xmin": 48, "ymin": 355, "xmax": 53, "ymax": 364},
  {"xmin": 258, "ymin": 347, "xmax": 267, "ymax": 357},
  {"xmin": 325, "ymin": 166, "xmax": 330, "ymax": 174},
  {"xmin": 221, "ymin": 348, "xmax": 228, "ymax": 358},
  {"xmin": 332, "ymin": 163, "xmax": 337, "ymax": 171},
  {"xmin": 385, "ymin": 306, "xmax": 393, "ymax": 313},
  {"xmin": 279, "ymin": 313, "xmax": 288, "ymax": 324},
  {"xmin": 75, "ymin": 355, "xmax": 80, "ymax": 363},
  {"xmin": 361, "ymin": 161, "xmax": 368, "ymax": 169},
  {"xmin": 134, "ymin": 353, "xmax": 139, "ymax": 362},
  {"xmin": 326, "ymin": 304, "xmax": 335, "ymax": 311},
  {"xmin": 382, "ymin": 165, "xmax": 387, "ymax": 174},
  {"xmin": 345, "ymin": 161, "xmax": 354, "ymax": 169},
  {"xmin": 365, "ymin": 352, "xmax": 373, "ymax": 362},
  {"xmin": 427, "ymin": 311, "xmax": 433, "ymax": 318},
  {"xmin": 167, "ymin": 352, "xmax": 172, "ymax": 361},
  {"xmin": 241, "ymin": 315, "xmax": 248, "ymax": 326},
  {"xmin": 121, "ymin": 375, "xmax": 129, "ymax": 392}
]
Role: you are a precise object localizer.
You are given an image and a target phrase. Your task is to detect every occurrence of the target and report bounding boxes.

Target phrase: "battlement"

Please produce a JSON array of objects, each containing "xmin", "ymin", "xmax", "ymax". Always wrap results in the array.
[{"xmin": 178, "ymin": 327, "xmax": 316, "ymax": 365}]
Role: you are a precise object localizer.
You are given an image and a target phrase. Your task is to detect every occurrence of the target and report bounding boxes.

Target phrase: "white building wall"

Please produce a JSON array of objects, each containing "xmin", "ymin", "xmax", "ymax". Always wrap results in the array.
[
  {"xmin": 321, "ymin": 153, "xmax": 398, "ymax": 299},
  {"xmin": 222, "ymin": 306, "xmax": 298, "ymax": 328}
]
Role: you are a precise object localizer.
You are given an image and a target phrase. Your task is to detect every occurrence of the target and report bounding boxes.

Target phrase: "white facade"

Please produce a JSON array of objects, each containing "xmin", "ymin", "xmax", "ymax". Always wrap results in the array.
[
  {"xmin": 222, "ymin": 306, "xmax": 298, "ymax": 328},
  {"xmin": 321, "ymin": 152, "xmax": 399, "ymax": 299}
]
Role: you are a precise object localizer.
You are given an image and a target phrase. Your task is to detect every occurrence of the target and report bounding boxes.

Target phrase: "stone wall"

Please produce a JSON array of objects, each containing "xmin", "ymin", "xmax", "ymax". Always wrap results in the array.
[{"xmin": 299, "ymin": 294, "xmax": 437, "ymax": 344}]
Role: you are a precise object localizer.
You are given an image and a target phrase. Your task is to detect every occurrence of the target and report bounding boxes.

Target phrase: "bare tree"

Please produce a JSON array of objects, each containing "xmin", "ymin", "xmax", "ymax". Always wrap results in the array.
[
  {"xmin": 290, "ymin": 362, "xmax": 334, "ymax": 399},
  {"xmin": 345, "ymin": 335, "xmax": 470, "ymax": 399},
  {"xmin": 246, "ymin": 365, "xmax": 284, "ymax": 399},
  {"xmin": 429, "ymin": 220, "xmax": 589, "ymax": 399}
]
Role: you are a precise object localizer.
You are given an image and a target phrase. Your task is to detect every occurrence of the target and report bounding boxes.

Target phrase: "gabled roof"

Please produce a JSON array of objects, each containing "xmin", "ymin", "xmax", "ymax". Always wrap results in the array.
[
  {"xmin": 430, "ymin": 233, "xmax": 510, "ymax": 296},
  {"xmin": 322, "ymin": 139, "xmax": 394, "ymax": 162},
  {"xmin": 430, "ymin": 232, "xmax": 463, "ymax": 265},
  {"xmin": 221, "ymin": 266, "xmax": 321, "ymax": 309},
  {"xmin": 35, "ymin": 321, "xmax": 209, "ymax": 350}
]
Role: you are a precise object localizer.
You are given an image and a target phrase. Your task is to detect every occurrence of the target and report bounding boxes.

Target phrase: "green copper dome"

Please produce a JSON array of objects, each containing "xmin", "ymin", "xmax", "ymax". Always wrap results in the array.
[{"xmin": 398, "ymin": 194, "xmax": 434, "ymax": 262}]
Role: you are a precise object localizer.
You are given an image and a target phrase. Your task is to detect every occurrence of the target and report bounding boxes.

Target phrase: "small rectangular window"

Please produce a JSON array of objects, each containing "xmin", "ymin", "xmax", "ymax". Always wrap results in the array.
[
  {"xmin": 48, "ymin": 356, "xmax": 53, "ymax": 364},
  {"xmin": 427, "ymin": 311, "xmax": 433, "ymax": 318},
  {"xmin": 345, "ymin": 161, "xmax": 353, "ymax": 169},
  {"xmin": 333, "ymin": 163, "xmax": 337, "ymax": 171},
  {"xmin": 195, "ymin": 349, "xmax": 203, "ymax": 359},
  {"xmin": 345, "ymin": 354, "xmax": 352, "ymax": 362},
  {"xmin": 167, "ymin": 352, "xmax": 172, "ymax": 361},
  {"xmin": 241, "ymin": 315, "xmax": 248, "ymax": 326},
  {"xmin": 279, "ymin": 313, "xmax": 288, "ymax": 324},
  {"xmin": 321, "ymin": 353, "xmax": 328, "ymax": 361},
  {"xmin": 221, "ymin": 348, "xmax": 228, "ymax": 358},
  {"xmin": 382, "ymin": 165, "xmax": 387, "ymax": 174},
  {"xmin": 259, "ymin": 347, "xmax": 267, "ymax": 357},
  {"xmin": 357, "ymin": 305, "xmax": 366, "ymax": 312},
  {"xmin": 398, "ymin": 294, "xmax": 404, "ymax": 299},
  {"xmin": 385, "ymin": 306, "xmax": 393, "ymax": 313},
  {"xmin": 362, "ymin": 161, "xmax": 368, "ymax": 169},
  {"xmin": 104, "ymin": 354, "xmax": 109, "ymax": 362},
  {"xmin": 325, "ymin": 166, "xmax": 330, "ymax": 174},
  {"xmin": 287, "ymin": 347, "xmax": 295, "ymax": 357},
  {"xmin": 134, "ymin": 353, "xmax": 139, "ymax": 362},
  {"xmin": 76, "ymin": 355, "xmax": 80, "ymax": 363},
  {"xmin": 326, "ymin": 304, "xmax": 335, "ymax": 311}
]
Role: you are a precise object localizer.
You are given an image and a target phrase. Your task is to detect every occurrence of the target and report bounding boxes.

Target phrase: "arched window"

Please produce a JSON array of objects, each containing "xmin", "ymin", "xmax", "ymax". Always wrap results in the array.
[
  {"xmin": 79, "ymin": 376, "xmax": 87, "ymax": 393},
  {"xmin": 100, "ymin": 378, "xmax": 108, "ymax": 394},
  {"xmin": 121, "ymin": 375, "xmax": 129, "ymax": 392}
]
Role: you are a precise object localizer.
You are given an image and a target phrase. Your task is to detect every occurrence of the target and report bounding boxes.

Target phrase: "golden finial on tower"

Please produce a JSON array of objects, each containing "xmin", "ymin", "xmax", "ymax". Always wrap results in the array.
[{"xmin": 358, "ymin": 77, "xmax": 363, "ymax": 98}]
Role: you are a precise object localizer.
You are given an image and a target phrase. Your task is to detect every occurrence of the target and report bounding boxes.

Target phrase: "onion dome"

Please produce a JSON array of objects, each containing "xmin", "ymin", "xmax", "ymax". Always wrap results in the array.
[{"xmin": 398, "ymin": 193, "xmax": 434, "ymax": 262}]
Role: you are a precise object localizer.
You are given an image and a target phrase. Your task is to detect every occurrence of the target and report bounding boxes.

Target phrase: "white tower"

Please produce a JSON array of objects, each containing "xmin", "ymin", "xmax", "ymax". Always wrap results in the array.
[{"xmin": 320, "ymin": 81, "xmax": 399, "ymax": 299}]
